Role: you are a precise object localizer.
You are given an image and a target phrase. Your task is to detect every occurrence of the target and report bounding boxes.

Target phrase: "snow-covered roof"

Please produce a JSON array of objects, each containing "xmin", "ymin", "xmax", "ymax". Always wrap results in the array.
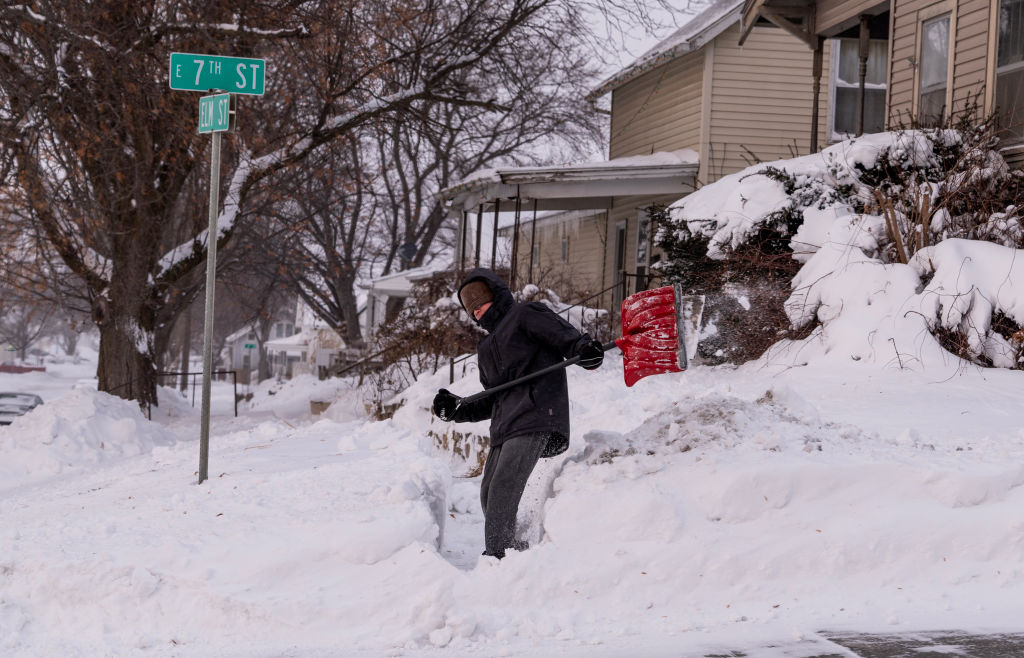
[
  {"xmin": 588, "ymin": 0, "xmax": 743, "ymax": 100},
  {"xmin": 225, "ymin": 324, "xmax": 255, "ymax": 344},
  {"xmin": 361, "ymin": 262, "xmax": 449, "ymax": 296},
  {"xmin": 440, "ymin": 149, "xmax": 699, "ymax": 214},
  {"xmin": 264, "ymin": 329, "xmax": 313, "ymax": 353}
]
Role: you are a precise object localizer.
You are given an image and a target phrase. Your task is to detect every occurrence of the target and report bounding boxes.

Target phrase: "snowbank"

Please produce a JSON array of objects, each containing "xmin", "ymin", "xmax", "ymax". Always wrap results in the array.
[
  {"xmin": 667, "ymin": 131, "xmax": 1024, "ymax": 371},
  {"xmin": 0, "ymin": 389, "xmax": 179, "ymax": 491},
  {"xmin": 246, "ymin": 373, "xmax": 366, "ymax": 421}
]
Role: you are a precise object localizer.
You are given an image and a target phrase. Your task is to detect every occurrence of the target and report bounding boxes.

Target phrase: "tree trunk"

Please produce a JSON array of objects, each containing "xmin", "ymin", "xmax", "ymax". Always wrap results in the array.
[
  {"xmin": 339, "ymin": 282, "xmax": 365, "ymax": 349},
  {"xmin": 94, "ymin": 298, "xmax": 158, "ymax": 409}
]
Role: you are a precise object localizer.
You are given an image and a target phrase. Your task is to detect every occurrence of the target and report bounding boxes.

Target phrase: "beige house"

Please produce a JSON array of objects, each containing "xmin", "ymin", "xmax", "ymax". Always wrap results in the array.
[
  {"xmin": 742, "ymin": 0, "xmax": 1023, "ymax": 167},
  {"xmin": 444, "ymin": 0, "xmax": 837, "ymax": 313},
  {"xmin": 445, "ymin": 0, "xmax": 1021, "ymax": 316}
]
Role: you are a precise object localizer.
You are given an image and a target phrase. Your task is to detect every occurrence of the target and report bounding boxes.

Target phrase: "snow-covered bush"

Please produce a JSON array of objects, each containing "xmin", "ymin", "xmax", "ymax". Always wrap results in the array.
[
  {"xmin": 658, "ymin": 124, "xmax": 1024, "ymax": 369},
  {"xmin": 365, "ymin": 271, "xmax": 482, "ymax": 418}
]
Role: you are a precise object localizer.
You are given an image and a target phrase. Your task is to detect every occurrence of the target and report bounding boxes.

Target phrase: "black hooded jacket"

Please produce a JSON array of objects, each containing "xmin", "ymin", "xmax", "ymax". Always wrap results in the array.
[{"xmin": 449, "ymin": 268, "xmax": 592, "ymax": 449}]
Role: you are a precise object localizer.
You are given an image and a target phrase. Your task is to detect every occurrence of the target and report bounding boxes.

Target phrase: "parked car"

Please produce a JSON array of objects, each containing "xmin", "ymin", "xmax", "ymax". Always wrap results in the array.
[{"xmin": 0, "ymin": 392, "xmax": 44, "ymax": 425}]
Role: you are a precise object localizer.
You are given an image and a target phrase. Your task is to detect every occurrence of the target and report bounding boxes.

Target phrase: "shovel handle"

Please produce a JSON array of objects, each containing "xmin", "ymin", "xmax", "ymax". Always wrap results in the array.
[{"xmin": 457, "ymin": 340, "xmax": 618, "ymax": 406}]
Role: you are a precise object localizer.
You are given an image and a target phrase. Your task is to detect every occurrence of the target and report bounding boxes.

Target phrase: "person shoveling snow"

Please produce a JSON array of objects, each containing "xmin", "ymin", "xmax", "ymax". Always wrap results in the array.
[
  {"xmin": 433, "ymin": 267, "xmax": 700, "ymax": 559},
  {"xmin": 432, "ymin": 268, "xmax": 605, "ymax": 559}
]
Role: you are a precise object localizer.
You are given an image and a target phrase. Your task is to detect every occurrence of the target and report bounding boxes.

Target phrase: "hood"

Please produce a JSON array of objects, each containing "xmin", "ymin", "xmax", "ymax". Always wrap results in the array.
[{"xmin": 458, "ymin": 268, "xmax": 514, "ymax": 333}]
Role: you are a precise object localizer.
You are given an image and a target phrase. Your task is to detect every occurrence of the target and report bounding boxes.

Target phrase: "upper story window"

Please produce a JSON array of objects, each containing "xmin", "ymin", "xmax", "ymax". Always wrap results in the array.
[
  {"xmin": 831, "ymin": 38, "xmax": 888, "ymax": 138},
  {"xmin": 996, "ymin": 0, "xmax": 1024, "ymax": 142},
  {"xmin": 918, "ymin": 14, "xmax": 950, "ymax": 127}
]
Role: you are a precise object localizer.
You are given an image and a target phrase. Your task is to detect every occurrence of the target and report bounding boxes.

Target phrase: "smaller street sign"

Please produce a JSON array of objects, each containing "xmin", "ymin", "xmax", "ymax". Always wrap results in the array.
[
  {"xmin": 198, "ymin": 93, "xmax": 234, "ymax": 133},
  {"xmin": 170, "ymin": 53, "xmax": 265, "ymax": 95},
  {"xmin": 244, "ymin": 343, "xmax": 256, "ymax": 349}
]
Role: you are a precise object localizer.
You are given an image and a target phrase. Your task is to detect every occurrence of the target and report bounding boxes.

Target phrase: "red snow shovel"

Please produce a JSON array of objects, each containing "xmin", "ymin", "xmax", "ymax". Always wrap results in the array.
[
  {"xmin": 616, "ymin": 285, "xmax": 703, "ymax": 386},
  {"xmin": 452, "ymin": 285, "xmax": 703, "ymax": 407}
]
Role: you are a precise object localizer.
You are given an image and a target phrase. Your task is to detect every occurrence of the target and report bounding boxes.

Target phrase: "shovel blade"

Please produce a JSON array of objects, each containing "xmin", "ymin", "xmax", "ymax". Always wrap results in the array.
[{"xmin": 615, "ymin": 285, "xmax": 703, "ymax": 387}]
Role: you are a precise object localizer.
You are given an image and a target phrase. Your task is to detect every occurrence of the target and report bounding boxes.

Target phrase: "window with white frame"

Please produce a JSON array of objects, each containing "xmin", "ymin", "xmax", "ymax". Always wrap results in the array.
[
  {"xmin": 997, "ymin": 0, "xmax": 1024, "ymax": 142},
  {"xmin": 830, "ymin": 38, "xmax": 888, "ymax": 138},
  {"xmin": 918, "ymin": 14, "xmax": 950, "ymax": 126}
]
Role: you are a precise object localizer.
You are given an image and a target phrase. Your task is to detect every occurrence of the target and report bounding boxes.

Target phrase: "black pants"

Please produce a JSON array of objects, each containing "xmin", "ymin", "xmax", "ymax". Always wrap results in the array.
[{"xmin": 479, "ymin": 434, "xmax": 546, "ymax": 558}]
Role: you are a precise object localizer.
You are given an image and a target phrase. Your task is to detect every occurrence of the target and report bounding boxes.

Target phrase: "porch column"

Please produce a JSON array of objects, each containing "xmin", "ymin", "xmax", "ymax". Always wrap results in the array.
[
  {"xmin": 811, "ymin": 36, "xmax": 824, "ymax": 152},
  {"xmin": 491, "ymin": 199, "xmax": 500, "ymax": 269},
  {"xmin": 475, "ymin": 204, "xmax": 483, "ymax": 268},
  {"xmin": 510, "ymin": 192, "xmax": 522, "ymax": 290},
  {"xmin": 528, "ymin": 199, "xmax": 538, "ymax": 284},
  {"xmin": 458, "ymin": 210, "xmax": 468, "ymax": 277},
  {"xmin": 857, "ymin": 14, "xmax": 870, "ymax": 136}
]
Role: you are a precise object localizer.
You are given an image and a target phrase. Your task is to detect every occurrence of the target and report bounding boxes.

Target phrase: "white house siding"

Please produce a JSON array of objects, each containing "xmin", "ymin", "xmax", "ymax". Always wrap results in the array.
[
  {"xmin": 609, "ymin": 50, "xmax": 705, "ymax": 160},
  {"xmin": 708, "ymin": 23, "xmax": 831, "ymax": 178}
]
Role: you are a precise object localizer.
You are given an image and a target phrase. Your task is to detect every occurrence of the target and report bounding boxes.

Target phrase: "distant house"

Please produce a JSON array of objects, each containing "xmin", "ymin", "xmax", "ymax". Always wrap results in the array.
[
  {"xmin": 262, "ymin": 299, "xmax": 348, "ymax": 379},
  {"xmin": 223, "ymin": 319, "xmax": 295, "ymax": 380},
  {"xmin": 360, "ymin": 263, "xmax": 444, "ymax": 343},
  {"xmin": 441, "ymin": 0, "xmax": 838, "ymax": 314},
  {"xmin": 741, "ymin": 0, "xmax": 1023, "ymax": 167},
  {"xmin": 224, "ymin": 297, "xmax": 352, "ymax": 382}
]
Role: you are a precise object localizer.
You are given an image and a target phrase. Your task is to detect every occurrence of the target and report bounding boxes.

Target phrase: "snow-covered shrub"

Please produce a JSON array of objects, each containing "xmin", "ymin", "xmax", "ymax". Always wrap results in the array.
[
  {"xmin": 658, "ymin": 122, "xmax": 1024, "ymax": 368},
  {"xmin": 653, "ymin": 204, "xmax": 804, "ymax": 365},
  {"xmin": 365, "ymin": 271, "xmax": 482, "ymax": 418}
]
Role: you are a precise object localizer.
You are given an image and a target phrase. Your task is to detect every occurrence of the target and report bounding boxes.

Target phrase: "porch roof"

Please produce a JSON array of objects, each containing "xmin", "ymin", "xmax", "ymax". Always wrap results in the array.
[
  {"xmin": 439, "ymin": 149, "xmax": 699, "ymax": 215},
  {"xmin": 740, "ymin": 0, "xmax": 888, "ymax": 46}
]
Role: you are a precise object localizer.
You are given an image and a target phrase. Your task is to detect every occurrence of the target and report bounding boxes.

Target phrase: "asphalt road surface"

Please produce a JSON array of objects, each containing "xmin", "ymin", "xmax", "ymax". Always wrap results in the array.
[{"xmin": 702, "ymin": 631, "xmax": 1024, "ymax": 657}]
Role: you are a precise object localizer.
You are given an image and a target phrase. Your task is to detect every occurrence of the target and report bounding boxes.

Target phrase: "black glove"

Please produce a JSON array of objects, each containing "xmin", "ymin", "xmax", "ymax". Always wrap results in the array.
[
  {"xmin": 578, "ymin": 340, "xmax": 604, "ymax": 370},
  {"xmin": 432, "ymin": 388, "xmax": 460, "ymax": 420}
]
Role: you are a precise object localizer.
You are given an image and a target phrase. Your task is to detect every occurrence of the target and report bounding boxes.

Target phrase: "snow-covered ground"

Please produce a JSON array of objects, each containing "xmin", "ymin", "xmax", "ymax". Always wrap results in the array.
[{"xmin": 3, "ymin": 334, "xmax": 1024, "ymax": 656}]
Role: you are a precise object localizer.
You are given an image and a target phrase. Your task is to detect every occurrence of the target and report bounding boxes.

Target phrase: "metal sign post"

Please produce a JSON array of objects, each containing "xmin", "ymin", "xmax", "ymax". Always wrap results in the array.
[
  {"xmin": 169, "ymin": 52, "xmax": 262, "ymax": 485},
  {"xmin": 197, "ymin": 127, "xmax": 222, "ymax": 485}
]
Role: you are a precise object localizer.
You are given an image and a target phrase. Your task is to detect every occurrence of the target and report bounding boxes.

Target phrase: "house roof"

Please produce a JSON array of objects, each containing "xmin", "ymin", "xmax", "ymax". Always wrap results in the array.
[
  {"xmin": 225, "ymin": 324, "xmax": 254, "ymax": 344},
  {"xmin": 440, "ymin": 149, "xmax": 699, "ymax": 215},
  {"xmin": 588, "ymin": 0, "xmax": 743, "ymax": 100},
  {"xmin": 264, "ymin": 329, "xmax": 313, "ymax": 353},
  {"xmin": 360, "ymin": 262, "xmax": 446, "ymax": 297}
]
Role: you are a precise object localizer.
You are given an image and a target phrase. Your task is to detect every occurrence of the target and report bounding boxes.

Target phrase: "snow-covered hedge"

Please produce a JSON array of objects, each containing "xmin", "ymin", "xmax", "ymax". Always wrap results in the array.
[{"xmin": 660, "ymin": 129, "xmax": 1024, "ymax": 369}]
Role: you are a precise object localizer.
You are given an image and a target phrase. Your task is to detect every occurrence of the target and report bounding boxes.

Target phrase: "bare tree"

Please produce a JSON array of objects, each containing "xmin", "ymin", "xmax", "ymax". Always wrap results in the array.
[
  {"xmin": 1, "ymin": 0, "xmax": 587, "ymax": 407},
  {"xmin": 261, "ymin": 135, "xmax": 378, "ymax": 348},
  {"xmin": 0, "ymin": 288, "xmax": 54, "ymax": 361}
]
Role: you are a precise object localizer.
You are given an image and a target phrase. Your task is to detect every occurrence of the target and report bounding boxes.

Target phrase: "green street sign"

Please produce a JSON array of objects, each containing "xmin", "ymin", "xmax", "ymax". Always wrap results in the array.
[
  {"xmin": 169, "ymin": 53, "xmax": 265, "ymax": 95},
  {"xmin": 244, "ymin": 343, "xmax": 256, "ymax": 349},
  {"xmin": 198, "ymin": 93, "xmax": 234, "ymax": 133}
]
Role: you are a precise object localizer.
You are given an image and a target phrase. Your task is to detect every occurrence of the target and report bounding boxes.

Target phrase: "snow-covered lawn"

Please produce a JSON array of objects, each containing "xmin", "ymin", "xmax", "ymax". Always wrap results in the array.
[{"xmin": 3, "ymin": 344, "xmax": 1024, "ymax": 656}]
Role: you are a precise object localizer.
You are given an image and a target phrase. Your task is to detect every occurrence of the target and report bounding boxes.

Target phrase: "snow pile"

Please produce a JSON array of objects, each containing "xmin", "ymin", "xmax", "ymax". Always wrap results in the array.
[
  {"xmin": 4, "ymin": 333, "xmax": 1024, "ymax": 655},
  {"xmin": 0, "ymin": 388, "xmax": 179, "ymax": 490},
  {"xmin": 667, "ymin": 131, "xmax": 1024, "ymax": 370},
  {"xmin": 246, "ymin": 373, "xmax": 366, "ymax": 421},
  {"xmin": 1, "ymin": 415, "xmax": 452, "ymax": 655},
  {"xmin": 668, "ymin": 131, "xmax": 963, "ymax": 260}
]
